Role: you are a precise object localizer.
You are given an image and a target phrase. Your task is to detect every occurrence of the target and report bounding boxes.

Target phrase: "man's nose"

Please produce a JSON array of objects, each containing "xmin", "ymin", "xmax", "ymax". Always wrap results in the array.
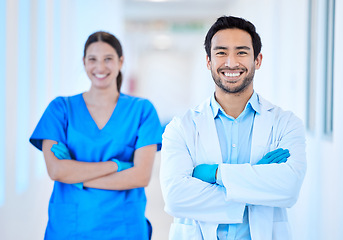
[{"xmin": 224, "ymin": 55, "xmax": 239, "ymax": 68}]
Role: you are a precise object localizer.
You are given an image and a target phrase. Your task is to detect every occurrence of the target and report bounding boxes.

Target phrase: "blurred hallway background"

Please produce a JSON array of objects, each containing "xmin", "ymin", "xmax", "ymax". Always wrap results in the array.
[{"xmin": 1, "ymin": 0, "xmax": 342, "ymax": 239}]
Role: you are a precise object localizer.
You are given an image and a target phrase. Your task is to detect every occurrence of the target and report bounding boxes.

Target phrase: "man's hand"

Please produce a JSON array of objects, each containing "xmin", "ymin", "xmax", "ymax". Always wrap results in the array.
[
  {"xmin": 256, "ymin": 148, "xmax": 290, "ymax": 165},
  {"xmin": 192, "ymin": 164, "xmax": 218, "ymax": 184}
]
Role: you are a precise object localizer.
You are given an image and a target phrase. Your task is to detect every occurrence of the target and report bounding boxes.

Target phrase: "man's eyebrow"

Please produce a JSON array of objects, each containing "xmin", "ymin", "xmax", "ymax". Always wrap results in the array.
[
  {"xmin": 213, "ymin": 46, "xmax": 228, "ymax": 50},
  {"xmin": 236, "ymin": 46, "xmax": 251, "ymax": 50},
  {"xmin": 212, "ymin": 46, "xmax": 251, "ymax": 51}
]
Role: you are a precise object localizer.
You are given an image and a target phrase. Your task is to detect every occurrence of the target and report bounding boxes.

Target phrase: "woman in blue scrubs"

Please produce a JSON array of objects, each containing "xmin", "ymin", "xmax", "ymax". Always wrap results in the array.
[{"xmin": 30, "ymin": 31, "xmax": 162, "ymax": 240}]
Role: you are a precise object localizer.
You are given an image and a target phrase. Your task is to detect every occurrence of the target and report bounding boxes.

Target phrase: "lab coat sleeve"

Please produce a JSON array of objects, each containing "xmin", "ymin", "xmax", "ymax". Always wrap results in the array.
[
  {"xmin": 160, "ymin": 117, "xmax": 246, "ymax": 224},
  {"xmin": 220, "ymin": 110, "xmax": 306, "ymax": 208}
]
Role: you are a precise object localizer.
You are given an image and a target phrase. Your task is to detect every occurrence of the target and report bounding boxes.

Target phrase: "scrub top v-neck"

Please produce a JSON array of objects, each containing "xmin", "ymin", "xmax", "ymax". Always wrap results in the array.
[
  {"xmin": 30, "ymin": 93, "xmax": 162, "ymax": 240},
  {"xmin": 80, "ymin": 93, "xmax": 120, "ymax": 132}
]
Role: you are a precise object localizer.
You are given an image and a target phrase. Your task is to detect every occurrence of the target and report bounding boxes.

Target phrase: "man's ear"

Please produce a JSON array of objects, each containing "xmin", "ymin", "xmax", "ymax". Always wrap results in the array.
[
  {"xmin": 255, "ymin": 53, "xmax": 262, "ymax": 70},
  {"xmin": 206, "ymin": 55, "xmax": 211, "ymax": 70}
]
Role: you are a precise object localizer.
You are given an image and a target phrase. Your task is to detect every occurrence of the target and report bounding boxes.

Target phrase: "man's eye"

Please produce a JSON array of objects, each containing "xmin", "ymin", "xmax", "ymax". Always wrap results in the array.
[
  {"xmin": 216, "ymin": 51, "xmax": 226, "ymax": 55},
  {"xmin": 105, "ymin": 58, "xmax": 113, "ymax": 62},
  {"xmin": 88, "ymin": 58, "xmax": 96, "ymax": 61},
  {"xmin": 238, "ymin": 51, "xmax": 247, "ymax": 55}
]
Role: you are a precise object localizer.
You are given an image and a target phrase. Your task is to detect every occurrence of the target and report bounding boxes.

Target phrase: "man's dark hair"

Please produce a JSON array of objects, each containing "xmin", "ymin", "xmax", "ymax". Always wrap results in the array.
[{"xmin": 204, "ymin": 16, "xmax": 262, "ymax": 60}]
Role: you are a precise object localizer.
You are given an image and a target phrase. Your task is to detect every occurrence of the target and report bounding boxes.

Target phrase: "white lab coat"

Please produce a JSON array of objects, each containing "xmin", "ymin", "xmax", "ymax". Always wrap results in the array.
[{"xmin": 160, "ymin": 94, "xmax": 306, "ymax": 240}]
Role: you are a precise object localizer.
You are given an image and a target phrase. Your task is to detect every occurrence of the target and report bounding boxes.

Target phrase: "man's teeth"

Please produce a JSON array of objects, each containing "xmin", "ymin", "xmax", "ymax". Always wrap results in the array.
[
  {"xmin": 224, "ymin": 72, "xmax": 240, "ymax": 77},
  {"xmin": 95, "ymin": 74, "xmax": 107, "ymax": 78}
]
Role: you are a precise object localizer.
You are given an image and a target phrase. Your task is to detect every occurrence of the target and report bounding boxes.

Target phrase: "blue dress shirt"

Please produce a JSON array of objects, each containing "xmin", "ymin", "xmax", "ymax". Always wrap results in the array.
[{"xmin": 210, "ymin": 92, "xmax": 260, "ymax": 240}]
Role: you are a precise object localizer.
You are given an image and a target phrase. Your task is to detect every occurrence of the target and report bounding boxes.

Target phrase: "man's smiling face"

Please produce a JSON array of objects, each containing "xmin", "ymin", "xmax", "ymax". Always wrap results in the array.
[{"xmin": 207, "ymin": 28, "xmax": 262, "ymax": 95}]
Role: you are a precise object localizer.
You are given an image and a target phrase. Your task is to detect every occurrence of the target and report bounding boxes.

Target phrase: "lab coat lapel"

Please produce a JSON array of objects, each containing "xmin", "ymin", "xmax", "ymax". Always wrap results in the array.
[
  {"xmin": 193, "ymin": 99, "xmax": 222, "ymax": 164},
  {"xmin": 249, "ymin": 96, "xmax": 275, "ymax": 240},
  {"xmin": 250, "ymin": 96, "xmax": 275, "ymax": 164}
]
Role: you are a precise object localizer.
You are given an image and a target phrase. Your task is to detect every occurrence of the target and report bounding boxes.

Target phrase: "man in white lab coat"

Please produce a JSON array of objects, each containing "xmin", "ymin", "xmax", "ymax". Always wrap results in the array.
[{"xmin": 160, "ymin": 16, "xmax": 306, "ymax": 240}]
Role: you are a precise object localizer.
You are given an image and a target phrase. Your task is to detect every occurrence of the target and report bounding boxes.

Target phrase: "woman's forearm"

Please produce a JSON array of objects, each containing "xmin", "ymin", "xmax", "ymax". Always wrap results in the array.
[
  {"xmin": 42, "ymin": 139, "xmax": 118, "ymax": 183},
  {"xmin": 84, "ymin": 144, "xmax": 156, "ymax": 190}
]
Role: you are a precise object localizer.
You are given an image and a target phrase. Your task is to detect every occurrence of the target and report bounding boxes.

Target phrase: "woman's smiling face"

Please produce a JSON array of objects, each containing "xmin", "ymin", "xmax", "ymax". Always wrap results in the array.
[{"xmin": 83, "ymin": 41, "xmax": 123, "ymax": 91}]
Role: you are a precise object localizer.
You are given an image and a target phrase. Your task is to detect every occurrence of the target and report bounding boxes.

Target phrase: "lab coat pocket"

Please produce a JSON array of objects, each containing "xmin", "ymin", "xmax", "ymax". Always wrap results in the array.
[
  {"xmin": 169, "ymin": 222, "xmax": 202, "ymax": 240},
  {"xmin": 47, "ymin": 202, "xmax": 77, "ymax": 239}
]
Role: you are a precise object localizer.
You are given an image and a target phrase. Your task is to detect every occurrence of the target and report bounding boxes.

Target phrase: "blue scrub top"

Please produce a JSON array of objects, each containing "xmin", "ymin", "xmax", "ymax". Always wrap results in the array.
[{"xmin": 30, "ymin": 93, "xmax": 162, "ymax": 240}]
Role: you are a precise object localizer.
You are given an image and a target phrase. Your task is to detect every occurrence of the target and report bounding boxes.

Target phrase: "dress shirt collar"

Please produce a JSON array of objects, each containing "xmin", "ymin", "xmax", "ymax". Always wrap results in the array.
[{"xmin": 210, "ymin": 91, "xmax": 260, "ymax": 119}]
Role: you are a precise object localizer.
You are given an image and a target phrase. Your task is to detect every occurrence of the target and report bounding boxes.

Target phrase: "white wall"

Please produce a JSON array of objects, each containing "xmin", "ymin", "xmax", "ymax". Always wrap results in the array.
[
  {"xmin": 303, "ymin": 1, "xmax": 343, "ymax": 239},
  {"xmin": 125, "ymin": 27, "xmax": 214, "ymax": 124},
  {"xmin": 0, "ymin": 0, "xmax": 124, "ymax": 239}
]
